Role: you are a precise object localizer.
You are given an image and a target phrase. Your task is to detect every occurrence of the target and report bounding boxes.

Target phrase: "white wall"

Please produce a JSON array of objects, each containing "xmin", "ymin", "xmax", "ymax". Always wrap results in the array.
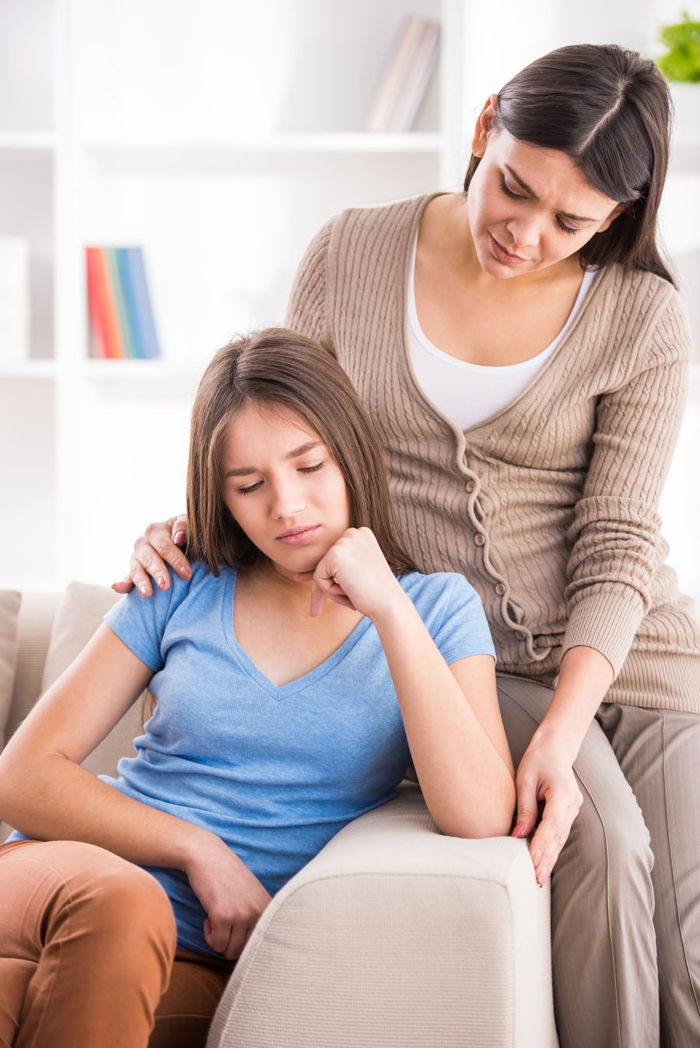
[{"xmin": 3, "ymin": 0, "xmax": 699, "ymax": 603}]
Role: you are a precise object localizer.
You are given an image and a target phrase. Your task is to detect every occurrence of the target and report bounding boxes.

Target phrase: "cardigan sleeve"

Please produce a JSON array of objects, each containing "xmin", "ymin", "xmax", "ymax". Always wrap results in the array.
[
  {"xmin": 561, "ymin": 286, "xmax": 693, "ymax": 678},
  {"xmin": 284, "ymin": 216, "xmax": 335, "ymax": 344}
]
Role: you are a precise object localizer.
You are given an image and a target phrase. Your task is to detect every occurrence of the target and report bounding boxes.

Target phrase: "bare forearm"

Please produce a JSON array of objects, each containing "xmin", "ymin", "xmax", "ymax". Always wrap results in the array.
[
  {"xmin": 0, "ymin": 754, "xmax": 212, "ymax": 871},
  {"xmin": 533, "ymin": 645, "xmax": 614, "ymax": 762},
  {"xmin": 374, "ymin": 596, "xmax": 515, "ymax": 838}
]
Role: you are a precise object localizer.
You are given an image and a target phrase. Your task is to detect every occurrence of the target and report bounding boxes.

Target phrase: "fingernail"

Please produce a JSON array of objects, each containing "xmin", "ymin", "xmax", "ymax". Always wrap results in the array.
[
  {"xmin": 140, "ymin": 585, "xmax": 149, "ymax": 596},
  {"xmin": 157, "ymin": 575, "xmax": 166, "ymax": 589},
  {"xmin": 512, "ymin": 824, "xmax": 524, "ymax": 837},
  {"xmin": 174, "ymin": 531, "xmax": 185, "ymax": 545},
  {"xmin": 181, "ymin": 564, "xmax": 191, "ymax": 578}
]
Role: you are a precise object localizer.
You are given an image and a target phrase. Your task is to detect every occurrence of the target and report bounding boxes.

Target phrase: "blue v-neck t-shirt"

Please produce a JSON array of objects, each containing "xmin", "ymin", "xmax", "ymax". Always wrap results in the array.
[{"xmin": 94, "ymin": 562, "xmax": 494, "ymax": 956}]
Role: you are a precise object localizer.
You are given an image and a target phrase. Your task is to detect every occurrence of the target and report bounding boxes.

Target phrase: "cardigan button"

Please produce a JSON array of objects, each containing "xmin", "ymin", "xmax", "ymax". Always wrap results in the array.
[
  {"xmin": 495, "ymin": 583, "xmax": 506, "ymax": 596},
  {"xmin": 474, "ymin": 533, "xmax": 485, "ymax": 546}
]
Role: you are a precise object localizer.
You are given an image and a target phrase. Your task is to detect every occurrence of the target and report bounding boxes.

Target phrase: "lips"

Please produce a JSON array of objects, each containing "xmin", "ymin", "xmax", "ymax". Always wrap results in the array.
[
  {"xmin": 489, "ymin": 233, "xmax": 529, "ymax": 265},
  {"xmin": 276, "ymin": 525, "xmax": 320, "ymax": 545}
]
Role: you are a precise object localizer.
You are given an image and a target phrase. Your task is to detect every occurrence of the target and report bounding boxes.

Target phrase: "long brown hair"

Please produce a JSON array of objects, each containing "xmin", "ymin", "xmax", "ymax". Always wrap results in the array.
[
  {"xmin": 185, "ymin": 327, "xmax": 417, "ymax": 576},
  {"xmin": 464, "ymin": 44, "xmax": 676, "ymax": 284}
]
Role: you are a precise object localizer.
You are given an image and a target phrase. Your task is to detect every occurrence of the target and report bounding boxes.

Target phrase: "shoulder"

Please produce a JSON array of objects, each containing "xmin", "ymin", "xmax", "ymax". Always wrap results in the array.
[
  {"xmin": 399, "ymin": 571, "xmax": 481, "ymax": 615},
  {"xmin": 165, "ymin": 561, "xmax": 235, "ymax": 613},
  {"xmin": 330, "ymin": 192, "xmax": 435, "ymax": 248},
  {"xmin": 109, "ymin": 561, "xmax": 234, "ymax": 626},
  {"xmin": 288, "ymin": 193, "xmax": 437, "ymax": 333},
  {"xmin": 601, "ymin": 264, "xmax": 686, "ymax": 331},
  {"xmin": 399, "ymin": 572, "xmax": 494, "ymax": 660},
  {"xmin": 104, "ymin": 562, "xmax": 235, "ymax": 672},
  {"xmin": 594, "ymin": 264, "xmax": 692, "ymax": 365},
  {"xmin": 299, "ymin": 193, "xmax": 435, "ymax": 266}
]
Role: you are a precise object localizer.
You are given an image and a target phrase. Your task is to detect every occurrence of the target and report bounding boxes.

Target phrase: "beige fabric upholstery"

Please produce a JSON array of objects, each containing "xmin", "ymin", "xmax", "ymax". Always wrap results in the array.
[
  {"xmin": 36, "ymin": 582, "xmax": 145, "ymax": 779},
  {"xmin": 40, "ymin": 581, "xmax": 120, "ymax": 689},
  {"xmin": 208, "ymin": 785, "xmax": 557, "ymax": 1048},
  {"xmin": 4, "ymin": 592, "xmax": 59, "ymax": 742},
  {"xmin": 1, "ymin": 591, "xmax": 59, "ymax": 842},
  {"xmin": 1, "ymin": 584, "xmax": 146, "ymax": 841},
  {"xmin": 0, "ymin": 591, "xmax": 21, "ymax": 751}
]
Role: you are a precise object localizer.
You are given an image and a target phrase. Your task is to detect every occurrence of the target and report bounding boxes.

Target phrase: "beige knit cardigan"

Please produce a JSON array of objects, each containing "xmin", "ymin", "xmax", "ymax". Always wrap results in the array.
[{"xmin": 286, "ymin": 192, "xmax": 700, "ymax": 713}]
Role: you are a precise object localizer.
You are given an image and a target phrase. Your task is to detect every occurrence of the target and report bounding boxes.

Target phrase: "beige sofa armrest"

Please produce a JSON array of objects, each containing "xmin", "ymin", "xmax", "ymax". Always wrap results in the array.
[
  {"xmin": 1, "ymin": 592, "xmax": 60, "ymax": 842},
  {"xmin": 208, "ymin": 784, "xmax": 558, "ymax": 1048},
  {"xmin": 5, "ymin": 592, "xmax": 60, "ymax": 743}
]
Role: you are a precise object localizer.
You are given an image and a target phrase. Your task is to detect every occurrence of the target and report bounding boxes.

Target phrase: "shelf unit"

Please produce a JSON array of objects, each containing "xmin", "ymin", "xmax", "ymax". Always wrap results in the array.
[
  {"xmin": 0, "ymin": 0, "xmax": 463, "ymax": 589},
  {"xmin": 1, "ymin": 0, "xmax": 699, "ymax": 599}
]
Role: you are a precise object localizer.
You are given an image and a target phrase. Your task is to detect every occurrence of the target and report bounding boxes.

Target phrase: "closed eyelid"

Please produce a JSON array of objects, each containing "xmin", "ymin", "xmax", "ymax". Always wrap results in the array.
[
  {"xmin": 232, "ymin": 460, "xmax": 324, "ymax": 491},
  {"xmin": 499, "ymin": 174, "xmax": 582, "ymax": 233},
  {"xmin": 502, "ymin": 165, "xmax": 595, "ymax": 223}
]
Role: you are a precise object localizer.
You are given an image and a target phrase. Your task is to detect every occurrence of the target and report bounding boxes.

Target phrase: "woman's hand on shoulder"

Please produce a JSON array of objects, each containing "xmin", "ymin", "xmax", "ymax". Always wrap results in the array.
[
  {"xmin": 295, "ymin": 526, "xmax": 407, "ymax": 621},
  {"xmin": 111, "ymin": 514, "xmax": 192, "ymax": 597},
  {"xmin": 183, "ymin": 833, "xmax": 272, "ymax": 960}
]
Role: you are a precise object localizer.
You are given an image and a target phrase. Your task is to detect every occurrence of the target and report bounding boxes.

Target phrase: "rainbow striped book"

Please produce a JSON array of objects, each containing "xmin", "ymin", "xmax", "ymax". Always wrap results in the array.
[{"xmin": 85, "ymin": 245, "xmax": 161, "ymax": 360}]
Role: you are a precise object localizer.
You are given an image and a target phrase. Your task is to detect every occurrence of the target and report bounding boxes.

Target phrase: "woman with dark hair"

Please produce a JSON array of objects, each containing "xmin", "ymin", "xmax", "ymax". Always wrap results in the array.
[
  {"xmin": 0, "ymin": 329, "xmax": 514, "ymax": 1047},
  {"xmin": 120, "ymin": 44, "xmax": 700, "ymax": 1047}
]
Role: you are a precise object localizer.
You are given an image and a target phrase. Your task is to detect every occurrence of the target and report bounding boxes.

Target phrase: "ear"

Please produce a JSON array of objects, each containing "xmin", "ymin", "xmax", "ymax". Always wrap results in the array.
[
  {"xmin": 597, "ymin": 203, "xmax": 625, "ymax": 233},
  {"xmin": 471, "ymin": 93, "xmax": 499, "ymax": 157}
]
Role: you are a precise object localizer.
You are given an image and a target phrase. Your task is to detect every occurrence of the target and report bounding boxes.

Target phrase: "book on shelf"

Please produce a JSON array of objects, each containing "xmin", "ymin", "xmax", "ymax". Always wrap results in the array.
[
  {"xmin": 0, "ymin": 236, "xmax": 30, "ymax": 365},
  {"xmin": 365, "ymin": 16, "xmax": 440, "ymax": 133},
  {"xmin": 85, "ymin": 245, "xmax": 161, "ymax": 360}
]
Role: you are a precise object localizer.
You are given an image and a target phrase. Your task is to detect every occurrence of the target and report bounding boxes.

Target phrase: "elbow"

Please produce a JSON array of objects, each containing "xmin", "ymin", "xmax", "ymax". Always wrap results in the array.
[
  {"xmin": 433, "ymin": 783, "xmax": 517, "ymax": 841},
  {"xmin": 0, "ymin": 759, "xmax": 19, "ymax": 826},
  {"xmin": 437, "ymin": 814, "xmax": 514, "ymax": 841},
  {"xmin": 0, "ymin": 749, "xmax": 47, "ymax": 828}
]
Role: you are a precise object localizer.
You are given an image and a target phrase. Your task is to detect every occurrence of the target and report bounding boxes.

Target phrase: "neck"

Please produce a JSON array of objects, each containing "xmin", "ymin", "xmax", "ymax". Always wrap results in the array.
[{"xmin": 249, "ymin": 558, "xmax": 315, "ymax": 608}]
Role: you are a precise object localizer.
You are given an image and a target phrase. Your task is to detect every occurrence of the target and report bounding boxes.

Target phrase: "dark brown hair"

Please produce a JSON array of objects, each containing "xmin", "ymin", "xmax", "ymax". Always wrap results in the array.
[
  {"xmin": 464, "ymin": 44, "xmax": 676, "ymax": 284},
  {"xmin": 185, "ymin": 327, "xmax": 417, "ymax": 576}
]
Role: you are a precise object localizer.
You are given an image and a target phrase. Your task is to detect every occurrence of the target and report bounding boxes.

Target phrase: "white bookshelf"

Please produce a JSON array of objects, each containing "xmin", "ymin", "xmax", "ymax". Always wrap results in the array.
[
  {"xmin": 0, "ymin": 0, "xmax": 460, "ymax": 589},
  {"xmin": 1, "ymin": 0, "xmax": 699, "ymax": 600},
  {"xmin": 82, "ymin": 133, "xmax": 446, "ymax": 154}
]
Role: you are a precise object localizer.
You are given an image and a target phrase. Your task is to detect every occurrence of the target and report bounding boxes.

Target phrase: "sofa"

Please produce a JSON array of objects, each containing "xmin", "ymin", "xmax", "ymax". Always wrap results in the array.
[{"xmin": 0, "ymin": 584, "xmax": 558, "ymax": 1048}]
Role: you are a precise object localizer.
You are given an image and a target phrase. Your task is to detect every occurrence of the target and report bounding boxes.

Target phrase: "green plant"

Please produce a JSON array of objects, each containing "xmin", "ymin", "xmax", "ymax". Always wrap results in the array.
[{"xmin": 657, "ymin": 11, "xmax": 700, "ymax": 82}]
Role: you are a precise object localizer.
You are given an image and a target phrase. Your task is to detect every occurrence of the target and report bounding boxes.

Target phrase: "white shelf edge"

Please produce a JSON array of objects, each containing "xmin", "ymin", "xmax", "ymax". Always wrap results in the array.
[
  {"xmin": 83, "ymin": 359, "xmax": 200, "ymax": 380},
  {"xmin": 9, "ymin": 359, "xmax": 696, "ymax": 391},
  {"xmin": 0, "ymin": 360, "xmax": 57, "ymax": 378},
  {"xmin": 0, "ymin": 132, "xmax": 57, "ymax": 150},
  {"xmin": 81, "ymin": 132, "xmax": 445, "ymax": 155}
]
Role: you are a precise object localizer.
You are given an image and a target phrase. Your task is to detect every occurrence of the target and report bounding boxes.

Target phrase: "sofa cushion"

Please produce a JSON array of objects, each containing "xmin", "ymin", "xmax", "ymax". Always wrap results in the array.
[
  {"xmin": 4, "ymin": 593, "xmax": 60, "ymax": 743},
  {"xmin": 41, "ymin": 582, "xmax": 148, "ymax": 778},
  {"xmin": 0, "ymin": 591, "xmax": 21, "ymax": 751}
]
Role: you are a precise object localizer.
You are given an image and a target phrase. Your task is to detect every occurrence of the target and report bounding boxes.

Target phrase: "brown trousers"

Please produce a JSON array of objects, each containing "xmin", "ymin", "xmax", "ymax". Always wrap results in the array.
[
  {"xmin": 496, "ymin": 674, "xmax": 700, "ymax": 1048},
  {"xmin": 0, "ymin": 840, "xmax": 232, "ymax": 1048}
]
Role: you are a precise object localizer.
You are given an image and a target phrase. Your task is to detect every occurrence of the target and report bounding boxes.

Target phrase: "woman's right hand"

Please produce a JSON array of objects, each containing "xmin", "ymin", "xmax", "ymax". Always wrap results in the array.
[
  {"xmin": 112, "ymin": 514, "xmax": 192, "ymax": 596},
  {"xmin": 512, "ymin": 733, "xmax": 583, "ymax": 887},
  {"xmin": 184, "ymin": 833, "xmax": 272, "ymax": 960}
]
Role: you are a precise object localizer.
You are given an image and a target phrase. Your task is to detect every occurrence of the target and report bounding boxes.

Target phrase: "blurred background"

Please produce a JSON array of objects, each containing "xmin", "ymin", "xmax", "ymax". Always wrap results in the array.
[{"xmin": 1, "ymin": 0, "xmax": 699, "ymax": 600}]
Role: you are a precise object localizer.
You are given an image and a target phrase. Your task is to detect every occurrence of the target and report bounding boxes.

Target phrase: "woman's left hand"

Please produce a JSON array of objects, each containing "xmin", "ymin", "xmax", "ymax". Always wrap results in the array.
[
  {"xmin": 511, "ymin": 734, "xmax": 583, "ymax": 887},
  {"xmin": 294, "ymin": 526, "xmax": 405, "ymax": 621}
]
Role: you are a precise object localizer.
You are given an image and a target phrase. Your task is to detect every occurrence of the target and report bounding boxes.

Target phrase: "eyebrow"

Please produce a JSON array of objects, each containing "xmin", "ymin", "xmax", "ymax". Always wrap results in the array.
[
  {"xmin": 223, "ymin": 441, "xmax": 321, "ymax": 478},
  {"xmin": 504, "ymin": 164, "xmax": 596, "ymax": 223}
]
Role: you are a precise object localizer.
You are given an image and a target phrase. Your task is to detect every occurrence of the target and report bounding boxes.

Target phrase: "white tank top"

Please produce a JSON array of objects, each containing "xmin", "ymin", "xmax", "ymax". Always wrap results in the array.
[{"xmin": 407, "ymin": 234, "xmax": 599, "ymax": 431}]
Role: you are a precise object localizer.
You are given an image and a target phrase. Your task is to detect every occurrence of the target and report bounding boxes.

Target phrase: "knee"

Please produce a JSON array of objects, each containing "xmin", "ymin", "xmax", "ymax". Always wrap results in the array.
[
  {"xmin": 567, "ymin": 792, "xmax": 654, "ymax": 888},
  {"xmin": 92, "ymin": 864, "xmax": 176, "ymax": 952},
  {"xmin": 56, "ymin": 844, "xmax": 177, "ymax": 961}
]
